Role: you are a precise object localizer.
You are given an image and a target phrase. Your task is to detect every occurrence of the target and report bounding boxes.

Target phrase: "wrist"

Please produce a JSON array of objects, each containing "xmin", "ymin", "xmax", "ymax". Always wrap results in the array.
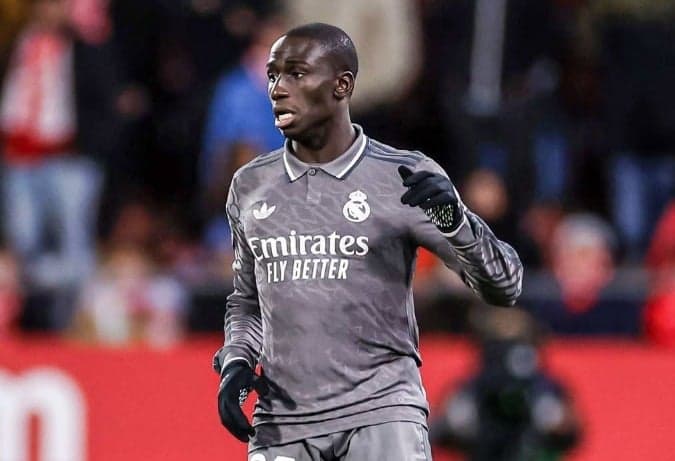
[
  {"xmin": 425, "ymin": 202, "xmax": 464, "ymax": 233},
  {"xmin": 442, "ymin": 214, "xmax": 480, "ymax": 248},
  {"xmin": 221, "ymin": 357, "xmax": 251, "ymax": 377}
]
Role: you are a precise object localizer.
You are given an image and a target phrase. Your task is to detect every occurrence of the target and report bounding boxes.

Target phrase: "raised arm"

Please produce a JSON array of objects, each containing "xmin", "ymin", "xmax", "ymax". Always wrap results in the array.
[{"xmin": 400, "ymin": 162, "xmax": 523, "ymax": 307}]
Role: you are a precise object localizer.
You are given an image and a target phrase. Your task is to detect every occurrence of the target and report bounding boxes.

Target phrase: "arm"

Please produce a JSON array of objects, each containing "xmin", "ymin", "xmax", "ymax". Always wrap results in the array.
[
  {"xmin": 400, "ymin": 162, "xmax": 523, "ymax": 307},
  {"xmin": 212, "ymin": 176, "xmax": 267, "ymax": 442},
  {"xmin": 443, "ymin": 211, "xmax": 523, "ymax": 307},
  {"xmin": 214, "ymin": 176, "xmax": 263, "ymax": 372}
]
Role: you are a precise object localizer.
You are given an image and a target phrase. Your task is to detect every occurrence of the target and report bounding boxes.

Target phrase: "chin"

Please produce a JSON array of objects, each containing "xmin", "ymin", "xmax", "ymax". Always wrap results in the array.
[
  {"xmin": 281, "ymin": 124, "xmax": 307, "ymax": 141},
  {"xmin": 280, "ymin": 127, "xmax": 298, "ymax": 139}
]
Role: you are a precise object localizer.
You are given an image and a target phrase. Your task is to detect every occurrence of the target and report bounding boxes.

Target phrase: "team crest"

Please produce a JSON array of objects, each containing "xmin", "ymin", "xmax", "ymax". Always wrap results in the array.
[{"xmin": 343, "ymin": 190, "xmax": 370, "ymax": 223}]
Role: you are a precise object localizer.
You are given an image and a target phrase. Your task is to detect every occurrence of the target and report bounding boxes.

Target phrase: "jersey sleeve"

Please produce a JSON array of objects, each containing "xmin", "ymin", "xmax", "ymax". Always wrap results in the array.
[
  {"xmin": 410, "ymin": 157, "xmax": 523, "ymax": 307},
  {"xmin": 220, "ymin": 176, "xmax": 263, "ymax": 371}
]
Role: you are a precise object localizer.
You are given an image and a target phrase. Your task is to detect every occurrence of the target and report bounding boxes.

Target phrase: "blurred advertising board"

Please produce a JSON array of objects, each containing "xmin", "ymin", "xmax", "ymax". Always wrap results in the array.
[{"xmin": 0, "ymin": 336, "xmax": 673, "ymax": 461}]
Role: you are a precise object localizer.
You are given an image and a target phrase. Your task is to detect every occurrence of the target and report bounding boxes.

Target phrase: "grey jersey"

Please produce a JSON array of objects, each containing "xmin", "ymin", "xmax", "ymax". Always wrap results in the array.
[{"xmin": 220, "ymin": 126, "xmax": 523, "ymax": 448}]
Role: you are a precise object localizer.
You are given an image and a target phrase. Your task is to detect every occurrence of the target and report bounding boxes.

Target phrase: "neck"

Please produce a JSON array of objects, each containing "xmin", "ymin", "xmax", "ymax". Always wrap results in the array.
[{"xmin": 291, "ymin": 114, "xmax": 356, "ymax": 164}]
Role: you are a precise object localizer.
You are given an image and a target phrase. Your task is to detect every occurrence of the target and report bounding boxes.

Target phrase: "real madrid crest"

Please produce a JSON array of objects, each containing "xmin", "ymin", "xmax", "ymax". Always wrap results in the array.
[{"xmin": 343, "ymin": 190, "xmax": 370, "ymax": 223}]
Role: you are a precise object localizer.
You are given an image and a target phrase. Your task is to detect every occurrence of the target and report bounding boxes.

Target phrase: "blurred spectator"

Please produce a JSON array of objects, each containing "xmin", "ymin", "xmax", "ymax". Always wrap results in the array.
[
  {"xmin": 152, "ymin": 208, "xmax": 209, "ymax": 285},
  {"xmin": 518, "ymin": 200, "xmax": 565, "ymax": 269},
  {"xmin": 643, "ymin": 201, "xmax": 675, "ymax": 347},
  {"xmin": 0, "ymin": 249, "xmax": 21, "ymax": 338},
  {"xmin": 105, "ymin": 196, "xmax": 158, "ymax": 250},
  {"xmin": 199, "ymin": 12, "xmax": 285, "ymax": 274},
  {"xmin": 68, "ymin": 0, "xmax": 111, "ymax": 45},
  {"xmin": 70, "ymin": 199, "xmax": 188, "ymax": 347},
  {"xmin": 71, "ymin": 246, "xmax": 187, "ymax": 347},
  {"xmin": 588, "ymin": 2, "xmax": 675, "ymax": 259},
  {"xmin": 523, "ymin": 213, "xmax": 643, "ymax": 335},
  {"xmin": 0, "ymin": 0, "xmax": 101, "ymax": 290},
  {"xmin": 124, "ymin": 0, "xmax": 279, "ymax": 211},
  {"xmin": 430, "ymin": 306, "xmax": 580, "ymax": 461},
  {"xmin": 645, "ymin": 201, "xmax": 675, "ymax": 297},
  {"xmin": 0, "ymin": 0, "xmax": 139, "ymax": 331},
  {"xmin": 419, "ymin": 0, "xmax": 566, "ymax": 200},
  {"xmin": 462, "ymin": 168, "xmax": 517, "ymax": 245}
]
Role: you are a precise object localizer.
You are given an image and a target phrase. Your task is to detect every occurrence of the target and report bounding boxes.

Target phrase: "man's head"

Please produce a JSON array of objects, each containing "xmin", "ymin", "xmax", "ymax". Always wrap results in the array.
[
  {"xmin": 266, "ymin": 23, "xmax": 358, "ymax": 143},
  {"xmin": 550, "ymin": 213, "xmax": 616, "ymax": 310}
]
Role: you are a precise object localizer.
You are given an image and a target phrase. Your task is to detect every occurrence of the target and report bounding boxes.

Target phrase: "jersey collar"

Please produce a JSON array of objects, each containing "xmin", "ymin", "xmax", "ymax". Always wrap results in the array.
[{"xmin": 283, "ymin": 125, "xmax": 367, "ymax": 181}]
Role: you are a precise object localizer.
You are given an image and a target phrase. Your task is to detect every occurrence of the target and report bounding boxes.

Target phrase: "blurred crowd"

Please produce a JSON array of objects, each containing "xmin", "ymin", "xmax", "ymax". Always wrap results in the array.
[{"xmin": 0, "ymin": 0, "xmax": 674, "ymax": 348}]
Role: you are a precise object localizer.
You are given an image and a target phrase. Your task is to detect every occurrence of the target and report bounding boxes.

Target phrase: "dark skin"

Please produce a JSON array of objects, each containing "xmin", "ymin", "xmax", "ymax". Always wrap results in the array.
[{"xmin": 266, "ymin": 35, "xmax": 357, "ymax": 164}]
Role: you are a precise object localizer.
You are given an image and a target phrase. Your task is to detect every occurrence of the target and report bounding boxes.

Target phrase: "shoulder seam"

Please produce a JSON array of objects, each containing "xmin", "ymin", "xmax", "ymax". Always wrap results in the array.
[
  {"xmin": 250, "ymin": 148, "xmax": 284, "ymax": 164},
  {"xmin": 368, "ymin": 139, "xmax": 425, "ymax": 161},
  {"xmin": 242, "ymin": 149, "xmax": 283, "ymax": 170},
  {"xmin": 248, "ymin": 154, "xmax": 282, "ymax": 170},
  {"xmin": 233, "ymin": 149, "xmax": 283, "ymax": 181},
  {"xmin": 365, "ymin": 152, "xmax": 418, "ymax": 166}
]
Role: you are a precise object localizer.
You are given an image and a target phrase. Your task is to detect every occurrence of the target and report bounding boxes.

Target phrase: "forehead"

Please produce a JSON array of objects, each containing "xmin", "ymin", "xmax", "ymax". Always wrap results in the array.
[{"xmin": 267, "ymin": 35, "xmax": 332, "ymax": 67}]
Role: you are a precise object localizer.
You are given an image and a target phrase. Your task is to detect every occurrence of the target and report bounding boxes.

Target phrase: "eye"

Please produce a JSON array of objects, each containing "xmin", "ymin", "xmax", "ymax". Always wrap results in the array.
[
  {"xmin": 291, "ymin": 71, "xmax": 305, "ymax": 79},
  {"xmin": 267, "ymin": 73, "xmax": 277, "ymax": 83}
]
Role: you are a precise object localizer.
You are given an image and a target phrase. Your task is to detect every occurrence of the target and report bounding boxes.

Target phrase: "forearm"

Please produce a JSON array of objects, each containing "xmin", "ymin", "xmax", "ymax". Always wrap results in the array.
[
  {"xmin": 445, "ymin": 211, "xmax": 523, "ymax": 307},
  {"xmin": 221, "ymin": 297, "xmax": 262, "ymax": 369}
]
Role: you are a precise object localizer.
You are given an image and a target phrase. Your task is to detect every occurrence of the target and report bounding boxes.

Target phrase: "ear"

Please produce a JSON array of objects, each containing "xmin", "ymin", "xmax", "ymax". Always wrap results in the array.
[{"xmin": 334, "ymin": 71, "xmax": 355, "ymax": 99}]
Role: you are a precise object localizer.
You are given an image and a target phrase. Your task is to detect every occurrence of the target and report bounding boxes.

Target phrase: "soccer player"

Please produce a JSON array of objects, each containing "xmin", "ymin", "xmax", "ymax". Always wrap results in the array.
[{"xmin": 212, "ymin": 23, "xmax": 523, "ymax": 461}]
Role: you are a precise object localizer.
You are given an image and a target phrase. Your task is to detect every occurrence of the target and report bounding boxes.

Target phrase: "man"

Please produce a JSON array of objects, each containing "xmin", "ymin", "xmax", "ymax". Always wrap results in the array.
[
  {"xmin": 212, "ymin": 23, "xmax": 523, "ymax": 461},
  {"xmin": 429, "ymin": 306, "xmax": 580, "ymax": 461},
  {"xmin": 0, "ymin": 0, "xmax": 115, "ymax": 329}
]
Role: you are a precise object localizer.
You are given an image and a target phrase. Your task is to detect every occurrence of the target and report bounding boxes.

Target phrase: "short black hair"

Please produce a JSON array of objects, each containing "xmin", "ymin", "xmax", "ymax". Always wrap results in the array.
[{"xmin": 285, "ymin": 23, "xmax": 358, "ymax": 77}]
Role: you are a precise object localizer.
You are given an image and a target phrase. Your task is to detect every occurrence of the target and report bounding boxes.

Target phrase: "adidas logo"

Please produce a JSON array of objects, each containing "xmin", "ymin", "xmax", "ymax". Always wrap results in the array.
[{"xmin": 253, "ymin": 202, "xmax": 276, "ymax": 220}]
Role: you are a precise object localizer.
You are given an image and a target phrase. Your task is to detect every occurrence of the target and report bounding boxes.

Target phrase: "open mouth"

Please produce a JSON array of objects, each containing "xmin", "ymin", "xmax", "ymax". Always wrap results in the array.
[{"xmin": 274, "ymin": 110, "xmax": 295, "ymax": 129}]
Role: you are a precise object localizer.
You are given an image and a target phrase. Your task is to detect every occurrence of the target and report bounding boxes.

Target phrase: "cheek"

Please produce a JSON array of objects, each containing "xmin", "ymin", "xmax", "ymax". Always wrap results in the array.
[{"xmin": 302, "ymin": 82, "xmax": 336, "ymax": 108}]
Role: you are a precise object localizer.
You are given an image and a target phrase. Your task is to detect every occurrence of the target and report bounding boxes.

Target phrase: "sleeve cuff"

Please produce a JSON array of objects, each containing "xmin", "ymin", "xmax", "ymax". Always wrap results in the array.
[
  {"xmin": 220, "ymin": 356, "xmax": 253, "ymax": 375},
  {"xmin": 441, "ymin": 215, "xmax": 476, "ymax": 246}
]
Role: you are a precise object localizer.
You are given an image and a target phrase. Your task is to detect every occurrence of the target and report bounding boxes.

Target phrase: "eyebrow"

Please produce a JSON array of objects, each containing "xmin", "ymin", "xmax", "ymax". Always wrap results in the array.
[
  {"xmin": 284, "ymin": 59, "xmax": 310, "ymax": 65},
  {"xmin": 265, "ymin": 59, "xmax": 312, "ymax": 74}
]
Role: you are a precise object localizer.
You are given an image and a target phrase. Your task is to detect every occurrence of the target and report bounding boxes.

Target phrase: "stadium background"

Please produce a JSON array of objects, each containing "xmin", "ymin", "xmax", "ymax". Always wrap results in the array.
[{"xmin": 0, "ymin": 0, "xmax": 674, "ymax": 460}]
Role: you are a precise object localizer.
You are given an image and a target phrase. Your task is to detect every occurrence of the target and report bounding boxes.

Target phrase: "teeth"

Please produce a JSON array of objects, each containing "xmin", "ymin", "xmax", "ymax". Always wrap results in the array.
[{"xmin": 278, "ymin": 113, "xmax": 292, "ymax": 122}]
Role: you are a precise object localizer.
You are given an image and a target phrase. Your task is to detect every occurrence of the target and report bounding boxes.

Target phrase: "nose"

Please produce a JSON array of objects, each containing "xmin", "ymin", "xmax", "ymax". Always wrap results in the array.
[{"xmin": 269, "ymin": 76, "xmax": 288, "ymax": 100}]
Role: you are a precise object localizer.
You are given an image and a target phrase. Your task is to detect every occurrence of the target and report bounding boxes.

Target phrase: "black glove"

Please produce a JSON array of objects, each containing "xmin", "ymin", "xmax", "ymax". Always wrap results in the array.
[
  {"xmin": 215, "ymin": 358, "xmax": 268, "ymax": 442},
  {"xmin": 398, "ymin": 165, "xmax": 465, "ymax": 233}
]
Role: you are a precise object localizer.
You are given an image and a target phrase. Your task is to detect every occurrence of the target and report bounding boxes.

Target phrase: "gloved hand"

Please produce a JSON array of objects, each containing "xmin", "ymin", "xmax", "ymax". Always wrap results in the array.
[
  {"xmin": 214, "ymin": 354, "xmax": 268, "ymax": 442},
  {"xmin": 398, "ymin": 165, "xmax": 465, "ymax": 233}
]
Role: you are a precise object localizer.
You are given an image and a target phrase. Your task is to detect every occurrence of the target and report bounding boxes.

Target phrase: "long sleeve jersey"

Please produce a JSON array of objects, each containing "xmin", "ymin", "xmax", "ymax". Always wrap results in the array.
[{"xmin": 220, "ymin": 126, "xmax": 523, "ymax": 448}]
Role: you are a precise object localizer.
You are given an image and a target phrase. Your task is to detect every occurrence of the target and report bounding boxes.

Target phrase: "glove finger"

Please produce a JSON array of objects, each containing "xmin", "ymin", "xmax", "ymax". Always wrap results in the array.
[
  {"xmin": 218, "ymin": 393, "xmax": 254, "ymax": 441},
  {"xmin": 398, "ymin": 165, "xmax": 413, "ymax": 180},
  {"xmin": 403, "ymin": 180, "xmax": 446, "ymax": 207},
  {"xmin": 402, "ymin": 170, "xmax": 435, "ymax": 187},
  {"xmin": 252, "ymin": 375, "xmax": 270, "ymax": 396},
  {"xmin": 419, "ymin": 192, "xmax": 455, "ymax": 210},
  {"xmin": 403, "ymin": 171, "xmax": 435, "ymax": 187},
  {"xmin": 401, "ymin": 175, "xmax": 448, "ymax": 204}
]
